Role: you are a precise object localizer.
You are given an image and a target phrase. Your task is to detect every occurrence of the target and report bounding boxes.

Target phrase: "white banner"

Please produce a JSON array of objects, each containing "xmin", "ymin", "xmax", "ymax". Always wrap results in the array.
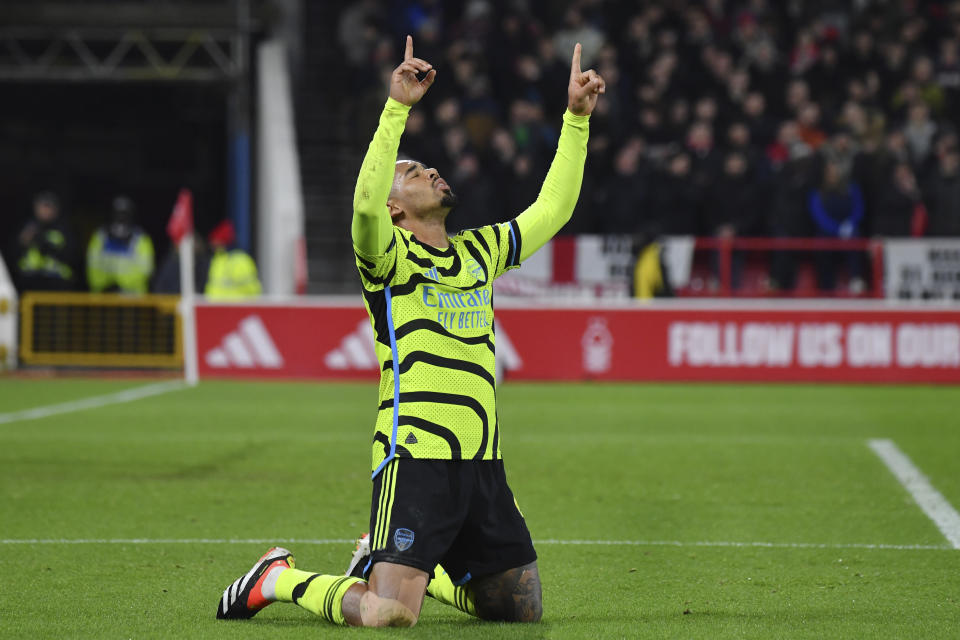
[
  {"xmin": 884, "ymin": 239, "xmax": 960, "ymax": 300},
  {"xmin": 495, "ymin": 235, "xmax": 695, "ymax": 299}
]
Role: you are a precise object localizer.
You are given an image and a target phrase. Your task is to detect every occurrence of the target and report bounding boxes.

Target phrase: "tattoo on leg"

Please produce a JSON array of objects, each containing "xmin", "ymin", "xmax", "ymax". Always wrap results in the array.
[{"xmin": 470, "ymin": 562, "xmax": 542, "ymax": 623}]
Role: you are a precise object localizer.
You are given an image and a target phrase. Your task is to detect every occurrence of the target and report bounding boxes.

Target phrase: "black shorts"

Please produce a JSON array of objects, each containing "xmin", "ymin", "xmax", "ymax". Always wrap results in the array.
[{"xmin": 365, "ymin": 458, "xmax": 537, "ymax": 585}]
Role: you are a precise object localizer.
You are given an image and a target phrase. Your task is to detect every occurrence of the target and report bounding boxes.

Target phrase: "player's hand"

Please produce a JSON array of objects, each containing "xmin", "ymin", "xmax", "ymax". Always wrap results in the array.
[
  {"xmin": 567, "ymin": 43, "xmax": 605, "ymax": 116},
  {"xmin": 389, "ymin": 35, "xmax": 437, "ymax": 107}
]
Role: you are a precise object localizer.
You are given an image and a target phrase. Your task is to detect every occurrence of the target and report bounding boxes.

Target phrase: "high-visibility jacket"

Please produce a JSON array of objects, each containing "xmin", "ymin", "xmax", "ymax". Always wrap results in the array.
[
  {"xmin": 86, "ymin": 228, "xmax": 155, "ymax": 294},
  {"xmin": 205, "ymin": 248, "xmax": 261, "ymax": 299},
  {"xmin": 15, "ymin": 222, "xmax": 73, "ymax": 289},
  {"xmin": 632, "ymin": 242, "xmax": 665, "ymax": 299},
  {"xmin": 17, "ymin": 226, "xmax": 74, "ymax": 284}
]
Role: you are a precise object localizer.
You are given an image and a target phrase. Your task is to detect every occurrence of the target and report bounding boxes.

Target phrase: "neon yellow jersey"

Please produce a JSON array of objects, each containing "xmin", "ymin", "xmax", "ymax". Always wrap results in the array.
[
  {"xmin": 356, "ymin": 221, "xmax": 522, "ymax": 474},
  {"xmin": 354, "ymin": 98, "xmax": 589, "ymax": 477}
]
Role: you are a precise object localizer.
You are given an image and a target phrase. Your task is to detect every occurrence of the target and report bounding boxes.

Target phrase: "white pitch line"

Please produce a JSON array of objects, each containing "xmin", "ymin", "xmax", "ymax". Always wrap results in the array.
[
  {"xmin": 0, "ymin": 380, "xmax": 186, "ymax": 426},
  {"xmin": 0, "ymin": 538, "xmax": 949, "ymax": 551},
  {"xmin": 868, "ymin": 438, "xmax": 960, "ymax": 549}
]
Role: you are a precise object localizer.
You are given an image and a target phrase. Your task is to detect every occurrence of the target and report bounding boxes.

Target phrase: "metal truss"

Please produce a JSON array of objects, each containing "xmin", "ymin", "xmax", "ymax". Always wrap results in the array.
[{"xmin": 0, "ymin": 26, "xmax": 245, "ymax": 82}]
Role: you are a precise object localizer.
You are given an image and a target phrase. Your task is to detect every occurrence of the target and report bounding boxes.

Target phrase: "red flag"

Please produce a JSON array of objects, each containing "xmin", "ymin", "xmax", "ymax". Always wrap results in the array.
[{"xmin": 167, "ymin": 188, "xmax": 194, "ymax": 245}]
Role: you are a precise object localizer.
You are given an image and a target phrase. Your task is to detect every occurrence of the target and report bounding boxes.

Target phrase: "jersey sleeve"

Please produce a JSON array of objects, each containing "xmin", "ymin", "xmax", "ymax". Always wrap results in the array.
[
  {"xmin": 514, "ymin": 109, "xmax": 590, "ymax": 262},
  {"xmin": 355, "ymin": 227, "xmax": 406, "ymax": 290},
  {"xmin": 352, "ymin": 97, "xmax": 410, "ymax": 260}
]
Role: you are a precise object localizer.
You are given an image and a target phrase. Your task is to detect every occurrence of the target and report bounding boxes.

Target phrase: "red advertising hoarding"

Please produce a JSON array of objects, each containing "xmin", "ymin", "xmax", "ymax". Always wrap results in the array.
[{"xmin": 196, "ymin": 300, "xmax": 960, "ymax": 383}]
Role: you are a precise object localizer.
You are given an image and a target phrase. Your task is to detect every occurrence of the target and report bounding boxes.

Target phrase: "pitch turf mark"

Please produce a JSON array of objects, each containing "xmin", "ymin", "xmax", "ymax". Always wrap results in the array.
[
  {"xmin": 868, "ymin": 438, "xmax": 960, "ymax": 549},
  {"xmin": 0, "ymin": 538, "xmax": 950, "ymax": 551},
  {"xmin": 0, "ymin": 381, "xmax": 185, "ymax": 426}
]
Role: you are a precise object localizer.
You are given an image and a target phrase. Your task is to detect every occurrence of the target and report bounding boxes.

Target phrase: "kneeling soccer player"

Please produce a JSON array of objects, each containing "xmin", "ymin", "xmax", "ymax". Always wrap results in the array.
[{"xmin": 215, "ymin": 34, "xmax": 604, "ymax": 627}]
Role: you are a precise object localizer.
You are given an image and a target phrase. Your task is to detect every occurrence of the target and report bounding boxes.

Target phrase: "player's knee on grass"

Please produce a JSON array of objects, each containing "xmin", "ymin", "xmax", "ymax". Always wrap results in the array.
[
  {"xmin": 352, "ymin": 561, "xmax": 428, "ymax": 627},
  {"xmin": 358, "ymin": 590, "xmax": 419, "ymax": 627},
  {"xmin": 471, "ymin": 561, "xmax": 543, "ymax": 623}
]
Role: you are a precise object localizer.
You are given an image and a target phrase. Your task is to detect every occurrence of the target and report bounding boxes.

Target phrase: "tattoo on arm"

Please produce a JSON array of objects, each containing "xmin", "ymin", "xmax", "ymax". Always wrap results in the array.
[{"xmin": 470, "ymin": 561, "xmax": 543, "ymax": 623}]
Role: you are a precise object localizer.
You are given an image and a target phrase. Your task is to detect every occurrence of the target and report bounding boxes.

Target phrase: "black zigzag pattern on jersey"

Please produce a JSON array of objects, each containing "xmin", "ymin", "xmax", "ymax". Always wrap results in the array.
[
  {"xmin": 461, "ymin": 239, "xmax": 490, "ymax": 282},
  {"xmin": 373, "ymin": 431, "xmax": 391, "ymax": 458},
  {"xmin": 383, "ymin": 350, "xmax": 496, "ymax": 389},
  {"xmin": 372, "ymin": 431, "xmax": 411, "ymax": 459},
  {"xmin": 393, "ymin": 318, "xmax": 495, "ymax": 353},
  {"xmin": 357, "ymin": 250, "xmax": 398, "ymax": 287},
  {"xmin": 354, "ymin": 231, "xmax": 398, "ymax": 283},
  {"xmin": 355, "ymin": 253, "xmax": 376, "ymax": 270},
  {"xmin": 378, "ymin": 391, "xmax": 489, "ymax": 460},
  {"xmin": 361, "ymin": 288, "xmax": 390, "ymax": 346},
  {"xmin": 492, "ymin": 223, "xmax": 501, "ymax": 249},
  {"xmin": 389, "ymin": 271, "xmax": 487, "ymax": 298},
  {"xmin": 508, "ymin": 219, "xmax": 523, "ymax": 267},
  {"xmin": 404, "ymin": 247, "xmax": 462, "ymax": 277},
  {"xmin": 467, "ymin": 228, "xmax": 491, "ymax": 257},
  {"xmin": 491, "ymin": 412, "xmax": 499, "ymax": 459},
  {"xmin": 396, "ymin": 415, "xmax": 461, "ymax": 458},
  {"xmin": 410, "ymin": 234, "xmax": 455, "ymax": 257}
]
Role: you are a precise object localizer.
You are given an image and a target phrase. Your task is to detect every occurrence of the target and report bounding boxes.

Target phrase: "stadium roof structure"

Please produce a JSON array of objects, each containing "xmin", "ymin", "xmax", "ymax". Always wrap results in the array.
[{"xmin": 0, "ymin": 1, "xmax": 259, "ymax": 82}]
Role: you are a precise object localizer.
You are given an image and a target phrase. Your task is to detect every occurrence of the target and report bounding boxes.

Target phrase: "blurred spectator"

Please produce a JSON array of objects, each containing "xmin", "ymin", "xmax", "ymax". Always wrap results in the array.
[
  {"xmin": 153, "ymin": 237, "xmax": 210, "ymax": 295},
  {"xmin": 796, "ymin": 102, "xmax": 827, "ymax": 150},
  {"xmin": 86, "ymin": 196, "xmax": 154, "ymax": 295},
  {"xmin": 874, "ymin": 163, "xmax": 925, "ymax": 237},
  {"xmin": 903, "ymin": 102, "xmax": 938, "ymax": 168},
  {"xmin": 742, "ymin": 91, "xmax": 775, "ymax": 146},
  {"xmin": 11, "ymin": 191, "xmax": 76, "ymax": 292},
  {"xmin": 552, "ymin": 6, "xmax": 604, "ymax": 69},
  {"xmin": 707, "ymin": 151, "xmax": 760, "ymax": 290},
  {"xmin": 936, "ymin": 39, "xmax": 960, "ymax": 111},
  {"xmin": 808, "ymin": 161, "xmax": 865, "ymax": 292},
  {"xmin": 910, "ymin": 56, "xmax": 946, "ymax": 115},
  {"xmin": 820, "ymin": 128, "xmax": 860, "ymax": 183},
  {"xmin": 924, "ymin": 147, "xmax": 960, "ymax": 236},
  {"xmin": 601, "ymin": 138, "xmax": 649, "ymax": 235},
  {"xmin": 709, "ymin": 152, "xmax": 761, "ymax": 237},
  {"xmin": 685, "ymin": 120, "xmax": 720, "ymax": 190},
  {"xmin": 653, "ymin": 152, "xmax": 698, "ymax": 235},
  {"xmin": 205, "ymin": 221, "xmax": 262, "ymax": 299},
  {"xmin": 767, "ymin": 122, "xmax": 816, "ymax": 290}
]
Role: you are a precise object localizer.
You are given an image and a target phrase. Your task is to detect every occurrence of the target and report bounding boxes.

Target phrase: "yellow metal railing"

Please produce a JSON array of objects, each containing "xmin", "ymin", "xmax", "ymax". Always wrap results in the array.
[{"xmin": 20, "ymin": 292, "xmax": 183, "ymax": 368}]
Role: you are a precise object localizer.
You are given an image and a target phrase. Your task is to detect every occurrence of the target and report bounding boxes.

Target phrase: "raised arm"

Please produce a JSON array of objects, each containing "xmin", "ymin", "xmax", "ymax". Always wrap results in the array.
[
  {"xmin": 515, "ymin": 43, "xmax": 605, "ymax": 262},
  {"xmin": 352, "ymin": 36, "xmax": 436, "ymax": 256}
]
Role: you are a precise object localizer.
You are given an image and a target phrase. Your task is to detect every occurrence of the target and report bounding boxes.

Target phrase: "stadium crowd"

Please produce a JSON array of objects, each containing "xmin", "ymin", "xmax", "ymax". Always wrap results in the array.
[{"xmin": 339, "ymin": 0, "xmax": 960, "ymax": 288}]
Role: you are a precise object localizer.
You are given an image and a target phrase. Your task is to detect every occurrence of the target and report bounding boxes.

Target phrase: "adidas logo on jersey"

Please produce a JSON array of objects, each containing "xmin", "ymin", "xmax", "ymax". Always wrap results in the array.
[
  {"xmin": 205, "ymin": 315, "xmax": 284, "ymax": 369},
  {"xmin": 325, "ymin": 319, "xmax": 378, "ymax": 370},
  {"xmin": 423, "ymin": 267, "xmax": 439, "ymax": 280}
]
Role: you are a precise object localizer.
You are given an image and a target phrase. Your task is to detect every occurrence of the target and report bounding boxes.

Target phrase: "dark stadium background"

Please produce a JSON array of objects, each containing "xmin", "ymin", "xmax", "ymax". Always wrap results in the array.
[{"xmin": 4, "ymin": 0, "xmax": 960, "ymax": 295}]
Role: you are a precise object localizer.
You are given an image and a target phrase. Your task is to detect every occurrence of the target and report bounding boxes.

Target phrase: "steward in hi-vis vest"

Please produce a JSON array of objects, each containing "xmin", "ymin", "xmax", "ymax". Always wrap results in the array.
[
  {"xmin": 86, "ymin": 196, "xmax": 154, "ymax": 294},
  {"xmin": 204, "ymin": 220, "xmax": 261, "ymax": 300},
  {"xmin": 13, "ymin": 191, "xmax": 76, "ymax": 291}
]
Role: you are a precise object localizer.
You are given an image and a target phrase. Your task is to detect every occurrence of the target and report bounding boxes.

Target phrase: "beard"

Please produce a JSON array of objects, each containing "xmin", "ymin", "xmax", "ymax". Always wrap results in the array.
[{"xmin": 440, "ymin": 190, "xmax": 458, "ymax": 210}]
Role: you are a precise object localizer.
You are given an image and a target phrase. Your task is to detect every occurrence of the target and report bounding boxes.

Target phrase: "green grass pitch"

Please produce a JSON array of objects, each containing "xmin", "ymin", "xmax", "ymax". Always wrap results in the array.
[{"xmin": 1, "ymin": 378, "xmax": 959, "ymax": 639}]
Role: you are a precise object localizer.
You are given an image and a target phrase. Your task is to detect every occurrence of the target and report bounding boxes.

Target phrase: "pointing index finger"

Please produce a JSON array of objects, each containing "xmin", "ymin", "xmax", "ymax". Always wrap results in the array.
[
  {"xmin": 570, "ymin": 42, "xmax": 582, "ymax": 80},
  {"xmin": 405, "ymin": 35, "xmax": 413, "ymax": 61}
]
